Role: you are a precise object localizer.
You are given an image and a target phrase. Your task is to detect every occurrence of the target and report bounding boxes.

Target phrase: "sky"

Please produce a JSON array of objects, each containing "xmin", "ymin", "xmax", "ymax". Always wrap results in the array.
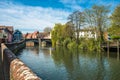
[{"xmin": 0, "ymin": 0, "xmax": 120, "ymax": 33}]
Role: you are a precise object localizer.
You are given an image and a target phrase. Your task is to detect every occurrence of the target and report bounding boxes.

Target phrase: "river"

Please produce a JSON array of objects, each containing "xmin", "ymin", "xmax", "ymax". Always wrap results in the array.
[{"xmin": 16, "ymin": 46, "xmax": 120, "ymax": 80}]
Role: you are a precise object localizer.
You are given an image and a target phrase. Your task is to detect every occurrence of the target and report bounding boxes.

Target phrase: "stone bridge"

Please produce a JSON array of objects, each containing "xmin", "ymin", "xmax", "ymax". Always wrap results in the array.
[
  {"xmin": 25, "ymin": 38, "xmax": 52, "ymax": 47},
  {"xmin": 24, "ymin": 31, "xmax": 52, "ymax": 45}
]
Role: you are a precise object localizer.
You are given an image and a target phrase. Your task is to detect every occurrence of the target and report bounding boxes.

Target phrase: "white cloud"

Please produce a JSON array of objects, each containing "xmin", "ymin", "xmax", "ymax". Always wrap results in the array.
[
  {"xmin": 59, "ymin": 0, "xmax": 83, "ymax": 11},
  {"xmin": 59, "ymin": 0, "xmax": 119, "ymax": 11},
  {"xmin": 0, "ymin": 2, "xmax": 70, "ymax": 33}
]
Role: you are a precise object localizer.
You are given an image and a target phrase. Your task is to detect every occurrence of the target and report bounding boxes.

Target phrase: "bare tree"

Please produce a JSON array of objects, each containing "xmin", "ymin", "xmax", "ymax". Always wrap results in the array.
[
  {"xmin": 68, "ymin": 11, "xmax": 85, "ymax": 44},
  {"xmin": 84, "ymin": 5, "xmax": 110, "ymax": 43},
  {"xmin": 44, "ymin": 27, "xmax": 52, "ymax": 33}
]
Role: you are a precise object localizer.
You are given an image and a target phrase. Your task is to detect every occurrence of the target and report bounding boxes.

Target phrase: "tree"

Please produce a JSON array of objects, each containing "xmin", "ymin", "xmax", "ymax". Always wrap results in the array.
[
  {"xmin": 68, "ymin": 11, "xmax": 85, "ymax": 44},
  {"xmin": 44, "ymin": 27, "xmax": 52, "ymax": 33},
  {"xmin": 51, "ymin": 23, "xmax": 64, "ymax": 47},
  {"xmin": 63, "ymin": 22, "xmax": 74, "ymax": 39},
  {"xmin": 84, "ymin": 5, "xmax": 110, "ymax": 43},
  {"xmin": 51, "ymin": 23, "xmax": 75, "ymax": 47},
  {"xmin": 108, "ymin": 5, "xmax": 120, "ymax": 36}
]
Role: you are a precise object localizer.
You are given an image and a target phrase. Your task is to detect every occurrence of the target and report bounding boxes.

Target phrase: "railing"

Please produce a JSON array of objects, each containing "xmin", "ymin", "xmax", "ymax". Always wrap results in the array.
[
  {"xmin": 102, "ymin": 41, "xmax": 120, "ymax": 47},
  {"xmin": 101, "ymin": 41, "xmax": 120, "ymax": 52}
]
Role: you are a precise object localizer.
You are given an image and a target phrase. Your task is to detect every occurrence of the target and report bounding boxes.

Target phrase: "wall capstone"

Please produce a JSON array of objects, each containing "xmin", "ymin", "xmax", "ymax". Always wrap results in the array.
[{"xmin": 10, "ymin": 59, "xmax": 41, "ymax": 80}]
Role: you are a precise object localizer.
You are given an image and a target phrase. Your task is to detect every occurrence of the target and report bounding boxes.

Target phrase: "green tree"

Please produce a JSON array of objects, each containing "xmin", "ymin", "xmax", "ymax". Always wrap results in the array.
[
  {"xmin": 63, "ymin": 22, "xmax": 74, "ymax": 39},
  {"xmin": 84, "ymin": 5, "xmax": 110, "ymax": 43},
  {"xmin": 51, "ymin": 23, "xmax": 64, "ymax": 47},
  {"xmin": 108, "ymin": 5, "xmax": 120, "ymax": 37},
  {"xmin": 51, "ymin": 22, "xmax": 75, "ymax": 47}
]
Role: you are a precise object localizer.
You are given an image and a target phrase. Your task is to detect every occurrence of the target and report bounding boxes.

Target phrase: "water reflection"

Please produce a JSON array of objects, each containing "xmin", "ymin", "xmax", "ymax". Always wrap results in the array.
[
  {"xmin": 52, "ymin": 47, "xmax": 108, "ymax": 80},
  {"xmin": 17, "ymin": 46, "xmax": 120, "ymax": 80}
]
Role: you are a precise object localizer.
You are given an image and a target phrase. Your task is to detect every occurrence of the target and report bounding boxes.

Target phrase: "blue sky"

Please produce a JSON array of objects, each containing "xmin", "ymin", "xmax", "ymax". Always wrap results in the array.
[{"xmin": 0, "ymin": 0, "xmax": 120, "ymax": 33}]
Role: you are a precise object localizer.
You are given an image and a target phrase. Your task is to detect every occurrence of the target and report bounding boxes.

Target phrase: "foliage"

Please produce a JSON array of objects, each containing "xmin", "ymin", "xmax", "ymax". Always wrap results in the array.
[
  {"xmin": 63, "ymin": 22, "xmax": 75, "ymax": 39},
  {"xmin": 78, "ymin": 39, "xmax": 100, "ymax": 51},
  {"xmin": 51, "ymin": 23, "xmax": 74, "ymax": 47},
  {"xmin": 68, "ymin": 11, "xmax": 85, "ymax": 44},
  {"xmin": 111, "ymin": 36, "xmax": 120, "ymax": 40},
  {"xmin": 110, "ymin": 5, "xmax": 120, "ymax": 26},
  {"xmin": 67, "ymin": 41, "xmax": 77, "ymax": 49},
  {"xmin": 84, "ymin": 5, "xmax": 110, "ymax": 43},
  {"xmin": 51, "ymin": 4, "xmax": 115, "ymax": 52},
  {"xmin": 63, "ymin": 38, "xmax": 71, "ymax": 47},
  {"xmin": 51, "ymin": 23, "xmax": 63, "ymax": 47},
  {"xmin": 108, "ymin": 5, "xmax": 120, "ymax": 36}
]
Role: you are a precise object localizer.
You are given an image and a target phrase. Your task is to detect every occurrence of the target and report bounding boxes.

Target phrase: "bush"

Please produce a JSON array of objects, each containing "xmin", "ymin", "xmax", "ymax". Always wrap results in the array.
[
  {"xmin": 56, "ymin": 40, "xmax": 61, "ymax": 46},
  {"xmin": 111, "ymin": 36, "xmax": 120, "ymax": 40},
  {"xmin": 79, "ymin": 41, "xmax": 87, "ymax": 50},
  {"xmin": 63, "ymin": 38, "xmax": 71, "ymax": 47},
  {"xmin": 78, "ymin": 39, "xmax": 100, "ymax": 51},
  {"xmin": 67, "ymin": 41, "xmax": 77, "ymax": 49}
]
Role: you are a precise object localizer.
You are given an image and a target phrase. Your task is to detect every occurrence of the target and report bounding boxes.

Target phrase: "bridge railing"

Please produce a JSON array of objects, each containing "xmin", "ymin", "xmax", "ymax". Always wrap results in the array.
[{"xmin": 1, "ymin": 43, "xmax": 41, "ymax": 80}]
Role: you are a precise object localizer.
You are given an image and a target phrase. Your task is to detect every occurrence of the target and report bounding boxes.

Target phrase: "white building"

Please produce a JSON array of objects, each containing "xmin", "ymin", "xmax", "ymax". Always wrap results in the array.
[{"xmin": 75, "ymin": 29, "xmax": 97, "ymax": 39}]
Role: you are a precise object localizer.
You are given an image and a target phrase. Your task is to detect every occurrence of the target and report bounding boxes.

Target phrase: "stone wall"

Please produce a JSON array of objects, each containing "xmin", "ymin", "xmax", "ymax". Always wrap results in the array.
[
  {"xmin": 5, "ymin": 40, "xmax": 25, "ymax": 51},
  {"xmin": 1, "ymin": 43, "xmax": 41, "ymax": 80}
]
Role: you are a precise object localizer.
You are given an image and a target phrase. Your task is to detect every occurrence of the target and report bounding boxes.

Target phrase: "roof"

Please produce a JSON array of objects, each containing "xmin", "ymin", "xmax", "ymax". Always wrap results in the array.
[
  {"xmin": 0, "ymin": 25, "xmax": 13, "ymax": 32},
  {"xmin": 25, "ymin": 31, "xmax": 39, "ymax": 39},
  {"xmin": 14, "ymin": 30, "xmax": 22, "ymax": 34}
]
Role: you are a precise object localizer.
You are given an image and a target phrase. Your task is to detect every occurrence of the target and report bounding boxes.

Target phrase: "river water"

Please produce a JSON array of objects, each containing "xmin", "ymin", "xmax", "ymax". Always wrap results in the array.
[{"xmin": 16, "ymin": 46, "xmax": 120, "ymax": 80}]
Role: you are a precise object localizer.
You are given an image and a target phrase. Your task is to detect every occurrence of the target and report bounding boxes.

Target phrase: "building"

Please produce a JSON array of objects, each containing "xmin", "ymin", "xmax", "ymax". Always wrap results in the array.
[
  {"xmin": 24, "ymin": 31, "xmax": 51, "ymax": 39},
  {"xmin": 24, "ymin": 31, "xmax": 39, "ymax": 39},
  {"xmin": 39, "ymin": 32, "xmax": 51, "ymax": 39},
  {"xmin": 75, "ymin": 29, "xmax": 97, "ymax": 39},
  {"xmin": 13, "ymin": 30, "xmax": 23, "ymax": 42},
  {"xmin": 25, "ymin": 33, "xmax": 32, "ymax": 39},
  {"xmin": 75, "ymin": 29, "xmax": 111, "ymax": 41},
  {"xmin": 0, "ymin": 25, "xmax": 14, "ymax": 43},
  {"xmin": 32, "ymin": 31, "xmax": 39, "ymax": 39}
]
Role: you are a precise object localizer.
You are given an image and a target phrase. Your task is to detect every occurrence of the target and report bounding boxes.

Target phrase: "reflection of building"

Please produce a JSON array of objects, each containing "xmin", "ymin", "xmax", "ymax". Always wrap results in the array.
[
  {"xmin": 13, "ymin": 30, "xmax": 23, "ymax": 42},
  {"xmin": 0, "ymin": 25, "xmax": 13, "ymax": 43}
]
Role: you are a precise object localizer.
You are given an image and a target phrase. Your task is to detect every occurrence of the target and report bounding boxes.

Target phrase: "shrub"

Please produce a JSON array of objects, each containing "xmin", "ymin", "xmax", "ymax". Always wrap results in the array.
[
  {"xmin": 67, "ymin": 41, "xmax": 77, "ymax": 49},
  {"xmin": 63, "ymin": 38, "xmax": 71, "ymax": 47},
  {"xmin": 111, "ymin": 36, "xmax": 120, "ymax": 40},
  {"xmin": 79, "ymin": 39, "xmax": 100, "ymax": 51}
]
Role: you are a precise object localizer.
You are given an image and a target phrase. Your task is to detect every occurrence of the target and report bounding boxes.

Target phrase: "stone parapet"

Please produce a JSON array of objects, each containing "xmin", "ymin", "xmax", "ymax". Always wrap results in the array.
[{"xmin": 1, "ymin": 43, "xmax": 41, "ymax": 80}]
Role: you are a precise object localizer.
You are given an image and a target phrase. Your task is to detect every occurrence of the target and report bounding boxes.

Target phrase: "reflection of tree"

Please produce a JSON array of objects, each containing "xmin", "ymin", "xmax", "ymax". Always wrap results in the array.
[
  {"xmin": 62, "ymin": 47, "xmax": 74, "ymax": 79},
  {"xmin": 52, "ymin": 47, "xmax": 64, "ymax": 66},
  {"xmin": 95, "ymin": 53, "xmax": 106, "ymax": 80},
  {"xmin": 106, "ymin": 54, "xmax": 120, "ymax": 80},
  {"xmin": 41, "ymin": 47, "xmax": 51, "ymax": 58},
  {"xmin": 52, "ymin": 47, "xmax": 81, "ymax": 80},
  {"xmin": 52, "ymin": 48, "xmax": 113, "ymax": 80}
]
